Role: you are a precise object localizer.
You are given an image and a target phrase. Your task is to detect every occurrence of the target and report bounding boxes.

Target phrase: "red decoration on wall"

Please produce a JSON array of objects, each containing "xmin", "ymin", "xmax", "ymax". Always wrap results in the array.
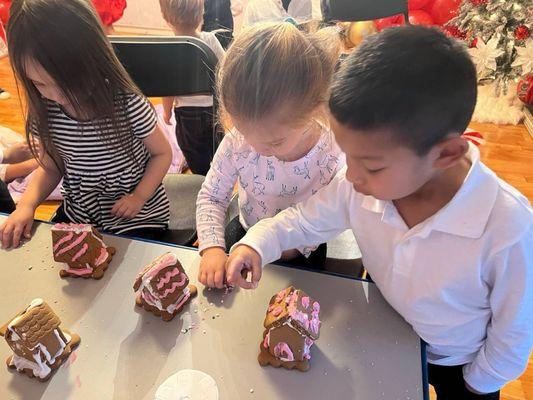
[
  {"xmin": 424, "ymin": 0, "xmax": 461, "ymax": 25},
  {"xmin": 409, "ymin": 10, "xmax": 434, "ymax": 26},
  {"xmin": 0, "ymin": 0, "xmax": 11, "ymax": 26},
  {"xmin": 91, "ymin": 0, "xmax": 127, "ymax": 27}
]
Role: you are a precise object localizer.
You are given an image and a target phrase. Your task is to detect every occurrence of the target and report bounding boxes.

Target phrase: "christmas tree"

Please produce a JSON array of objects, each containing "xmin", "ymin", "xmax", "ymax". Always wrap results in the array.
[{"xmin": 446, "ymin": 0, "xmax": 532, "ymax": 95}]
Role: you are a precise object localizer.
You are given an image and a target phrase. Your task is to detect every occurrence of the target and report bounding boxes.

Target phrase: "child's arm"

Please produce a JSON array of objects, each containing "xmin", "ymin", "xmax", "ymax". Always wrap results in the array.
[
  {"xmin": 3, "ymin": 159, "xmax": 39, "ymax": 183},
  {"xmin": 0, "ymin": 152, "xmax": 63, "ymax": 248},
  {"xmin": 463, "ymin": 228, "xmax": 533, "ymax": 394},
  {"xmin": 196, "ymin": 135, "xmax": 238, "ymax": 288},
  {"xmin": 161, "ymin": 97, "xmax": 175, "ymax": 125},
  {"xmin": 226, "ymin": 171, "xmax": 352, "ymax": 288},
  {"xmin": 1, "ymin": 142, "xmax": 34, "ymax": 164},
  {"xmin": 111, "ymin": 125, "xmax": 172, "ymax": 219}
]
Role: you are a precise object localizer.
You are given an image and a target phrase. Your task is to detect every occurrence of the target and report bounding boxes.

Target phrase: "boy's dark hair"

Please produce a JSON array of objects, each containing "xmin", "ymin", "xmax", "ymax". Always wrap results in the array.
[{"xmin": 329, "ymin": 25, "xmax": 477, "ymax": 155}]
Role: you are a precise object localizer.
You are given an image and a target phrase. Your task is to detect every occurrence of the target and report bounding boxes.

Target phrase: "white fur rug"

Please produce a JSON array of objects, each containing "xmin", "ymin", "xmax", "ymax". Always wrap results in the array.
[{"xmin": 472, "ymin": 83, "xmax": 525, "ymax": 125}]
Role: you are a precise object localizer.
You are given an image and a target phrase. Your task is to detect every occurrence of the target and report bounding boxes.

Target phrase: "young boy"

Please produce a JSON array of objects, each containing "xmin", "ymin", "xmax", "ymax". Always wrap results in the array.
[
  {"xmin": 159, "ymin": 0, "xmax": 225, "ymax": 175},
  {"xmin": 226, "ymin": 26, "xmax": 533, "ymax": 399}
]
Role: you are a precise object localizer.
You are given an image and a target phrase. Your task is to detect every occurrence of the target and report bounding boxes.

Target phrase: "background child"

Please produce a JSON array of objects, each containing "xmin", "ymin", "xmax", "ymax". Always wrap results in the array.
[
  {"xmin": 159, "ymin": 0, "xmax": 225, "ymax": 176},
  {"xmin": 196, "ymin": 22, "xmax": 344, "ymax": 288},
  {"xmin": 227, "ymin": 26, "xmax": 533, "ymax": 399},
  {"xmin": 0, "ymin": 0, "xmax": 171, "ymax": 249}
]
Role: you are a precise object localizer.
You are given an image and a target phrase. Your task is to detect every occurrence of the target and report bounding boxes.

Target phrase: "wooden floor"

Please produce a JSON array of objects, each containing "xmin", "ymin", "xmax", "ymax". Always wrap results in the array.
[{"xmin": 1, "ymin": 56, "xmax": 532, "ymax": 399}]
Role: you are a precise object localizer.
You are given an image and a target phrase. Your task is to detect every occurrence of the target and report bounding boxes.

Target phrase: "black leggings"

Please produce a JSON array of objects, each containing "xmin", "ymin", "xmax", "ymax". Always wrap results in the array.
[
  {"xmin": 174, "ymin": 106, "xmax": 223, "ymax": 176},
  {"xmin": 224, "ymin": 216, "xmax": 327, "ymax": 269},
  {"xmin": 428, "ymin": 363, "xmax": 500, "ymax": 400}
]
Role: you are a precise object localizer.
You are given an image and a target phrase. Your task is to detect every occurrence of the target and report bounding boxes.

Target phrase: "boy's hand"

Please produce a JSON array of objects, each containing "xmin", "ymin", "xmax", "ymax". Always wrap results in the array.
[
  {"xmin": 225, "ymin": 245, "xmax": 262, "ymax": 289},
  {"xmin": 3, "ymin": 143, "xmax": 34, "ymax": 164},
  {"xmin": 198, "ymin": 247, "xmax": 228, "ymax": 289},
  {"xmin": 111, "ymin": 193, "xmax": 145, "ymax": 219},
  {"xmin": 0, "ymin": 205, "xmax": 35, "ymax": 249}
]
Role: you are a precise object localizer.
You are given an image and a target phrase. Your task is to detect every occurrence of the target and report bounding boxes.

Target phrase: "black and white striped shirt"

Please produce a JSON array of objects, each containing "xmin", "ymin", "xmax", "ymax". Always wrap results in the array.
[{"xmin": 39, "ymin": 93, "xmax": 169, "ymax": 234}]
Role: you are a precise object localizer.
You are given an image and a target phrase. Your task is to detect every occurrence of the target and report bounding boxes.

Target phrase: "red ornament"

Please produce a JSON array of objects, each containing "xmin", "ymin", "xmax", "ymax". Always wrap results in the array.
[
  {"xmin": 517, "ymin": 74, "xmax": 533, "ymax": 105},
  {"xmin": 91, "ymin": 0, "xmax": 127, "ymax": 26},
  {"xmin": 0, "ymin": 20, "xmax": 5, "ymax": 44},
  {"xmin": 470, "ymin": 0, "xmax": 488, "ymax": 5},
  {"xmin": 514, "ymin": 25, "xmax": 530, "ymax": 41},
  {"xmin": 0, "ymin": 0, "xmax": 10, "ymax": 26},
  {"xmin": 443, "ymin": 24, "xmax": 466, "ymax": 39},
  {"xmin": 470, "ymin": 37, "xmax": 478, "ymax": 48},
  {"xmin": 374, "ymin": 14, "xmax": 406, "ymax": 32},
  {"xmin": 425, "ymin": 0, "xmax": 461, "ymax": 25},
  {"xmin": 409, "ymin": 10, "xmax": 434, "ymax": 26},
  {"xmin": 408, "ymin": 0, "xmax": 431, "ymax": 10}
]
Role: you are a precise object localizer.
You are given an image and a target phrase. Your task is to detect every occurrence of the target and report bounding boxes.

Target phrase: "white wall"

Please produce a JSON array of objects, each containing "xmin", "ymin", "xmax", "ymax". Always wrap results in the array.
[
  {"xmin": 118, "ymin": 0, "xmax": 168, "ymax": 30},
  {"xmin": 117, "ymin": 0, "xmax": 249, "ymax": 32}
]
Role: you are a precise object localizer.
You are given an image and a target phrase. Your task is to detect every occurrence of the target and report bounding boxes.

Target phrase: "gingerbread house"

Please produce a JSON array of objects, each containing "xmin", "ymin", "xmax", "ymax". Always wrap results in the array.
[
  {"xmin": 258, "ymin": 286, "xmax": 321, "ymax": 371},
  {"xmin": 133, "ymin": 252, "xmax": 197, "ymax": 321},
  {"xmin": 0, "ymin": 298, "xmax": 80, "ymax": 381},
  {"xmin": 52, "ymin": 223, "xmax": 116, "ymax": 279}
]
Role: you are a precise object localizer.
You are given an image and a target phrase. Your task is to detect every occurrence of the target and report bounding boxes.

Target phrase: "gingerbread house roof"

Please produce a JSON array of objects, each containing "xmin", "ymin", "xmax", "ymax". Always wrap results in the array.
[
  {"xmin": 263, "ymin": 286, "xmax": 321, "ymax": 340},
  {"xmin": 133, "ymin": 252, "xmax": 186, "ymax": 295},
  {"xmin": 1, "ymin": 299, "xmax": 61, "ymax": 348}
]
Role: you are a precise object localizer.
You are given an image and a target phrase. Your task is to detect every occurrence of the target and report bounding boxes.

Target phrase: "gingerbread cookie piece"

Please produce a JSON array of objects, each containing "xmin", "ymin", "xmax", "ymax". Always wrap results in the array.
[
  {"xmin": 258, "ymin": 286, "xmax": 321, "ymax": 371},
  {"xmin": 0, "ymin": 299, "xmax": 81, "ymax": 382},
  {"xmin": 133, "ymin": 253, "xmax": 197, "ymax": 321},
  {"xmin": 52, "ymin": 223, "xmax": 116, "ymax": 279}
]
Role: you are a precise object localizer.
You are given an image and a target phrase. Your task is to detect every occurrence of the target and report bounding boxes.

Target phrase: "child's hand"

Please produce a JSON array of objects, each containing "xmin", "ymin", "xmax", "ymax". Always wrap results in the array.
[
  {"xmin": 111, "ymin": 193, "xmax": 145, "ymax": 219},
  {"xmin": 0, "ymin": 205, "xmax": 34, "ymax": 249},
  {"xmin": 198, "ymin": 247, "xmax": 228, "ymax": 288},
  {"xmin": 3, "ymin": 143, "xmax": 34, "ymax": 164},
  {"xmin": 225, "ymin": 245, "xmax": 262, "ymax": 289}
]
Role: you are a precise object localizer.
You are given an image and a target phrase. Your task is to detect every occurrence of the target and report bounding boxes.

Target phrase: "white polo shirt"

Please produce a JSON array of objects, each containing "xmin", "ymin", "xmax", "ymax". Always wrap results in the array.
[{"xmin": 235, "ymin": 144, "xmax": 533, "ymax": 393}]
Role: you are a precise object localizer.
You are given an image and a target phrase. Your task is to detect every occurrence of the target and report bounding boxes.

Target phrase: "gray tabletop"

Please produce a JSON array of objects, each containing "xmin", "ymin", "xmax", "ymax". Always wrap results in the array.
[{"xmin": 0, "ymin": 216, "xmax": 426, "ymax": 400}]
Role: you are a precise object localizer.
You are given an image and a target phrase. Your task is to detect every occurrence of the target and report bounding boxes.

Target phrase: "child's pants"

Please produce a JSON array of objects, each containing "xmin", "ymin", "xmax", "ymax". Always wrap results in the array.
[
  {"xmin": 428, "ymin": 363, "xmax": 500, "ymax": 399},
  {"xmin": 174, "ymin": 106, "xmax": 223, "ymax": 176},
  {"xmin": 0, "ymin": 180, "xmax": 15, "ymax": 214}
]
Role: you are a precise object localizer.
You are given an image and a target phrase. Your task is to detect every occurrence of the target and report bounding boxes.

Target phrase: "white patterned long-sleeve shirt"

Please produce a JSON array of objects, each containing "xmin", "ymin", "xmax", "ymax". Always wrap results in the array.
[{"xmin": 196, "ymin": 125, "xmax": 345, "ymax": 253}]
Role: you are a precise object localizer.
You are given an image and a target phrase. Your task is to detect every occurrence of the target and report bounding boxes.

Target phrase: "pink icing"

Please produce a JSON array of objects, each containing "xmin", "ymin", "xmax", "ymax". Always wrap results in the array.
[
  {"xmin": 71, "ymin": 243, "xmax": 89, "ymax": 262},
  {"xmin": 159, "ymin": 281, "xmax": 181, "ymax": 299},
  {"xmin": 53, "ymin": 232, "xmax": 74, "ymax": 252},
  {"xmin": 65, "ymin": 266, "xmax": 93, "ymax": 276},
  {"xmin": 172, "ymin": 290, "xmax": 191, "ymax": 312},
  {"xmin": 141, "ymin": 253, "xmax": 178, "ymax": 282},
  {"xmin": 301, "ymin": 296, "xmax": 310, "ymax": 309},
  {"xmin": 275, "ymin": 287, "xmax": 290, "ymax": 303},
  {"xmin": 142, "ymin": 289, "xmax": 159, "ymax": 306},
  {"xmin": 313, "ymin": 302, "xmax": 320, "ymax": 312},
  {"xmin": 273, "ymin": 342, "xmax": 294, "ymax": 362},
  {"xmin": 55, "ymin": 232, "xmax": 88, "ymax": 257},
  {"xmin": 157, "ymin": 269, "xmax": 186, "ymax": 290},
  {"xmin": 263, "ymin": 331, "xmax": 270, "ymax": 349},
  {"xmin": 292, "ymin": 310, "xmax": 310, "ymax": 330},
  {"xmin": 303, "ymin": 337, "xmax": 314, "ymax": 360},
  {"xmin": 94, "ymin": 247, "xmax": 109, "ymax": 266},
  {"xmin": 53, "ymin": 223, "xmax": 89, "ymax": 231},
  {"xmin": 272, "ymin": 306, "xmax": 284, "ymax": 317},
  {"xmin": 310, "ymin": 316, "xmax": 320, "ymax": 336}
]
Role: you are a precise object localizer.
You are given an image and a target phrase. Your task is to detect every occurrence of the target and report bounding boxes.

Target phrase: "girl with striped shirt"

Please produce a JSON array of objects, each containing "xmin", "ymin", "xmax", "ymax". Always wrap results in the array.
[{"xmin": 0, "ymin": 0, "xmax": 171, "ymax": 248}]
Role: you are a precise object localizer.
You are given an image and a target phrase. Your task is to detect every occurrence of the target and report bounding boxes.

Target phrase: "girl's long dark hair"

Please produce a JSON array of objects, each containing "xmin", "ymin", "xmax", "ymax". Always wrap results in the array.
[{"xmin": 7, "ymin": 0, "xmax": 144, "ymax": 170}]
